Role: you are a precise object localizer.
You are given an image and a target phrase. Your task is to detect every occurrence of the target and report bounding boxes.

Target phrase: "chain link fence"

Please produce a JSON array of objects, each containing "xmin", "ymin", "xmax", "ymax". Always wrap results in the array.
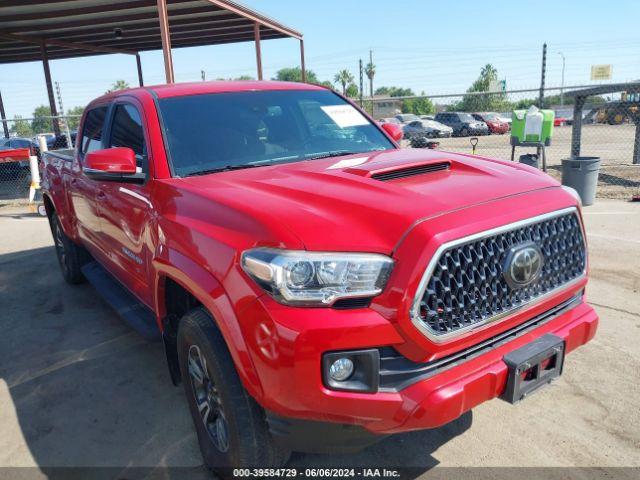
[
  {"xmin": 0, "ymin": 114, "xmax": 78, "ymax": 205},
  {"xmin": 369, "ymin": 84, "xmax": 640, "ymax": 200}
]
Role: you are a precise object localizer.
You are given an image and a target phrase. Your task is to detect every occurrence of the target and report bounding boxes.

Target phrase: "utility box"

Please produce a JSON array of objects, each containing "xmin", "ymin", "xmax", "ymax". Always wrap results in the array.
[{"xmin": 510, "ymin": 106, "xmax": 555, "ymax": 146}]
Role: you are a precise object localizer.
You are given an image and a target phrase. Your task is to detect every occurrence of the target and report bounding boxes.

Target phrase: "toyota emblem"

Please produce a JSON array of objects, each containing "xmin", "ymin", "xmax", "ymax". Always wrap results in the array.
[{"xmin": 503, "ymin": 243, "xmax": 544, "ymax": 288}]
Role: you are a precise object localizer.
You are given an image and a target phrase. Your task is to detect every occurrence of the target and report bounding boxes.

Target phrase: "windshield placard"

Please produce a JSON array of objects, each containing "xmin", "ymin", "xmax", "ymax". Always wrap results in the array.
[{"xmin": 321, "ymin": 105, "xmax": 369, "ymax": 128}]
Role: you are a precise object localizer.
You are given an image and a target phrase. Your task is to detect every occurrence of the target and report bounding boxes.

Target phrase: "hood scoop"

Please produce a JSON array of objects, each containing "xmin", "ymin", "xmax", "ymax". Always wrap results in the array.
[{"xmin": 369, "ymin": 161, "xmax": 450, "ymax": 181}]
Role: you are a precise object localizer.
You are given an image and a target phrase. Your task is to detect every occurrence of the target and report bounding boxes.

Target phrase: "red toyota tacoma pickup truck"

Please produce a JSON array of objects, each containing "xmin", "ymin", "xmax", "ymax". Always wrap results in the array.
[{"xmin": 41, "ymin": 81, "xmax": 598, "ymax": 473}]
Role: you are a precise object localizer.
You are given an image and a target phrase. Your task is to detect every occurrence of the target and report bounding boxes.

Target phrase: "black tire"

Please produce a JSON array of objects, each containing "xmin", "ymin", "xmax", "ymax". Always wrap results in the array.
[
  {"xmin": 177, "ymin": 307, "xmax": 290, "ymax": 475},
  {"xmin": 49, "ymin": 212, "xmax": 87, "ymax": 284},
  {"xmin": 460, "ymin": 127, "xmax": 469, "ymax": 137}
]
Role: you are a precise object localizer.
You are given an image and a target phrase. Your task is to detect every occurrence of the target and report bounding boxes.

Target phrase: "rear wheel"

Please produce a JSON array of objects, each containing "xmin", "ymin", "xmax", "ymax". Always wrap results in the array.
[
  {"xmin": 177, "ymin": 307, "xmax": 290, "ymax": 475},
  {"xmin": 49, "ymin": 212, "xmax": 87, "ymax": 284}
]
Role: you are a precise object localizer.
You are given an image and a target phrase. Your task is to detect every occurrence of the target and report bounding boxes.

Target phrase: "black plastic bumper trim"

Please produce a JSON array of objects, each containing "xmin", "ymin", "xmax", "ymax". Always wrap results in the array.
[{"xmin": 380, "ymin": 294, "xmax": 582, "ymax": 392}]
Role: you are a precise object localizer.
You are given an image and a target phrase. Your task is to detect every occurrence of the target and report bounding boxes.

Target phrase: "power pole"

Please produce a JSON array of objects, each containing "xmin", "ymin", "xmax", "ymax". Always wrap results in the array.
[
  {"xmin": 55, "ymin": 82, "xmax": 73, "ymax": 148},
  {"xmin": 201, "ymin": 70, "xmax": 206, "ymax": 81},
  {"xmin": 0, "ymin": 90, "xmax": 9, "ymax": 138},
  {"xmin": 359, "ymin": 59, "xmax": 364, "ymax": 107},
  {"xmin": 538, "ymin": 42, "xmax": 547, "ymax": 109},
  {"xmin": 369, "ymin": 49, "xmax": 374, "ymax": 99}
]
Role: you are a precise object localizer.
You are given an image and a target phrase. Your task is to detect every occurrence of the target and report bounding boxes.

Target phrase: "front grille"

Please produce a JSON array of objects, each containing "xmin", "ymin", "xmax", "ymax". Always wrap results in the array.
[{"xmin": 412, "ymin": 209, "xmax": 586, "ymax": 340}]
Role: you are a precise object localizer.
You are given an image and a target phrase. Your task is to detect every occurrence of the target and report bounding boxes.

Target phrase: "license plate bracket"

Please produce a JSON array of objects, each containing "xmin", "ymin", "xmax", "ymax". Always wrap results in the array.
[{"xmin": 501, "ymin": 334, "xmax": 565, "ymax": 404}]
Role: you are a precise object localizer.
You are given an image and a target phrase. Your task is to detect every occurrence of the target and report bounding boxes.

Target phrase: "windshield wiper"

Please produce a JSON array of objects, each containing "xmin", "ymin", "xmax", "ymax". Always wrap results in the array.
[
  {"xmin": 188, "ymin": 164, "xmax": 262, "ymax": 176},
  {"xmin": 305, "ymin": 150, "xmax": 361, "ymax": 161}
]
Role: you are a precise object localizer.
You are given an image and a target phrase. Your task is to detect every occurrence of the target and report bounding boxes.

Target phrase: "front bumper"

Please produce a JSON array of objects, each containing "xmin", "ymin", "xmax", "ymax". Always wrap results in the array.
[{"xmin": 240, "ymin": 291, "xmax": 598, "ymax": 437}]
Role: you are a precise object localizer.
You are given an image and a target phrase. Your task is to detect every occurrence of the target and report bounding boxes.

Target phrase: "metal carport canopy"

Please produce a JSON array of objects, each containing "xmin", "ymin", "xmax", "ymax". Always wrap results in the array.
[{"xmin": 0, "ymin": 0, "xmax": 305, "ymax": 135}]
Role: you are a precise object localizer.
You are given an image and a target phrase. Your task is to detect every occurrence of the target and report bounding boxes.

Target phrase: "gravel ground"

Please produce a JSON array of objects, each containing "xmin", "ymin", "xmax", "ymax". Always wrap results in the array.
[
  {"xmin": 0, "ymin": 199, "xmax": 638, "ymax": 479},
  {"xmin": 404, "ymin": 123, "xmax": 640, "ymax": 200}
]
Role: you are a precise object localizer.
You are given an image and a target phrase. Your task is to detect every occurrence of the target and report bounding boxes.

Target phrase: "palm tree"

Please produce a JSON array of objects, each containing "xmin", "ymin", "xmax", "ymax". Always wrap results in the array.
[
  {"xmin": 365, "ymin": 62, "xmax": 375, "ymax": 98},
  {"xmin": 334, "ymin": 69, "xmax": 355, "ymax": 95},
  {"xmin": 106, "ymin": 79, "xmax": 130, "ymax": 93}
]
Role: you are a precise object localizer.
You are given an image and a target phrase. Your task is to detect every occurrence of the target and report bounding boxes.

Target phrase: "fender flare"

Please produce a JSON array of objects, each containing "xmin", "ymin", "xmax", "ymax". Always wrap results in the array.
[{"xmin": 152, "ymin": 248, "xmax": 265, "ymax": 401}]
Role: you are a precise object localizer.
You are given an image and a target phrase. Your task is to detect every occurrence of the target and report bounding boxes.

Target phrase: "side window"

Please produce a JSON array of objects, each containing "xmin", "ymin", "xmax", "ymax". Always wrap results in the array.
[
  {"xmin": 81, "ymin": 106, "xmax": 107, "ymax": 155},
  {"xmin": 109, "ymin": 104, "xmax": 147, "ymax": 172}
]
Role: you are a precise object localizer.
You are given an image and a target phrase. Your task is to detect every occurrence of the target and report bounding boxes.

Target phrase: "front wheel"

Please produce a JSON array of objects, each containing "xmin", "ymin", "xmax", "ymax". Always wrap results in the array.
[
  {"xmin": 177, "ymin": 307, "xmax": 290, "ymax": 475},
  {"xmin": 460, "ymin": 127, "xmax": 469, "ymax": 137}
]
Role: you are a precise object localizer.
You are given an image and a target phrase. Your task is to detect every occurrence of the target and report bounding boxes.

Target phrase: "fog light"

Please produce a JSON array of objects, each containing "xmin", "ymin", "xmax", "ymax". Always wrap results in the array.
[{"xmin": 329, "ymin": 357, "xmax": 354, "ymax": 382}]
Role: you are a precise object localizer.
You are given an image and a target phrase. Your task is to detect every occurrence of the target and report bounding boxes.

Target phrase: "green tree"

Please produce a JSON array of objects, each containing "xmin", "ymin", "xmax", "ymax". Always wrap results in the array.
[
  {"xmin": 453, "ymin": 64, "xmax": 509, "ymax": 112},
  {"xmin": 345, "ymin": 83, "xmax": 359, "ymax": 98},
  {"xmin": 106, "ymin": 79, "xmax": 130, "ymax": 93},
  {"xmin": 365, "ymin": 62, "xmax": 376, "ymax": 98},
  {"xmin": 235, "ymin": 75, "xmax": 255, "ymax": 80},
  {"xmin": 65, "ymin": 106, "xmax": 85, "ymax": 130},
  {"xmin": 11, "ymin": 115, "xmax": 32, "ymax": 137},
  {"xmin": 31, "ymin": 105, "xmax": 52, "ymax": 134},
  {"xmin": 334, "ymin": 69, "xmax": 355, "ymax": 95},
  {"xmin": 402, "ymin": 95, "xmax": 435, "ymax": 115},
  {"xmin": 374, "ymin": 86, "xmax": 414, "ymax": 97},
  {"xmin": 273, "ymin": 67, "xmax": 319, "ymax": 83}
]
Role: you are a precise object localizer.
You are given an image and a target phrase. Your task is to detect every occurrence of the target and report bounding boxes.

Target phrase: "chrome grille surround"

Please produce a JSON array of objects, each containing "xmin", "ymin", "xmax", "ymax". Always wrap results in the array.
[{"xmin": 410, "ymin": 207, "xmax": 586, "ymax": 343}]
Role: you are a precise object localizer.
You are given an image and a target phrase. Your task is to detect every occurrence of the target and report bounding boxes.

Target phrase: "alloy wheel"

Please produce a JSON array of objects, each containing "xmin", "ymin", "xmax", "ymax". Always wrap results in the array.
[
  {"xmin": 53, "ymin": 220, "xmax": 68, "ymax": 275},
  {"xmin": 188, "ymin": 344, "xmax": 230, "ymax": 453}
]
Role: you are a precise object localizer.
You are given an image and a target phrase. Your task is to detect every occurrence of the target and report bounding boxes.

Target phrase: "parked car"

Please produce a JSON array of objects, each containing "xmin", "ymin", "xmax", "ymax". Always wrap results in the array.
[
  {"xmin": 472, "ymin": 112, "xmax": 510, "ymax": 134},
  {"xmin": 403, "ymin": 119, "xmax": 453, "ymax": 139},
  {"xmin": 499, "ymin": 112, "xmax": 513, "ymax": 125},
  {"xmin": 434, "ymin": 112, "xmax": 489, "ymax": 136},
  {"xmin": 554, "ymin": 110, "xmax": 573, "ymax": 126},
  {"xmin": 0, "ymin": 136, "xmax": 39, "ymax": 165},
  {"xmin": 378, "ymin": 117, "xmax": 402, "ymax": 125},
  {"xmin": 395, "ymin": 113, "xmax": 421, "ymax": 124},
  {"xmin": 46, "ymin": 131, "xmax": 78, "ymax": 150},
  {"xmin": 41, "ymin": 81, "xmax": 597, "ymax": 475},
  {"xmin": 32, "ymin": 133, "xmax": 55, "ymax": 145}
]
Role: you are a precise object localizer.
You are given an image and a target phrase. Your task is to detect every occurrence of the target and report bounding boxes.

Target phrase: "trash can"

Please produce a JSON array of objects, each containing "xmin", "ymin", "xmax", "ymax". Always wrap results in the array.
[
  {"xmin": 519, "ymin": 154, "xmax": 539, "ymax": 169},
  {"xmin": 561, "ymin": 156, "xmax": 601, "ymax": 206}
]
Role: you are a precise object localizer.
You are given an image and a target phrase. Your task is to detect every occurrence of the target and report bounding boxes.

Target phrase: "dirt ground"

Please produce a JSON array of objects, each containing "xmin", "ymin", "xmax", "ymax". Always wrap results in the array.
[
  {"xmin": 405, "ymin": 124, "xmax": 640, "ymax": 200},
  {"xmin": 0, "ymin": 199, "xmax": 638, "ymax": 479}
]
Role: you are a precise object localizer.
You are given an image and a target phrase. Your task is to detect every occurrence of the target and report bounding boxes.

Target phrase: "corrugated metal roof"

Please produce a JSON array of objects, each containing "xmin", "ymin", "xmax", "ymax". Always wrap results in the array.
[{"xmin": 0, "ymin": 0, "xmax": 301, "ymax": 63}]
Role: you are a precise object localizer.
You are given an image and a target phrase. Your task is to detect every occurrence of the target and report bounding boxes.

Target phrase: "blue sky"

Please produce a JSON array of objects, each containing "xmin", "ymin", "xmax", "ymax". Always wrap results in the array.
[{"xmin": 1, "ymin": 0, "xmax": 639, "ymax": 118}]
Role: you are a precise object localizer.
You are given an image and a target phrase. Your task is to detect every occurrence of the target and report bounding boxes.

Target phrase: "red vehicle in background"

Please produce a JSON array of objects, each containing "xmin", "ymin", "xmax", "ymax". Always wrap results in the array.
[
  {"xmin": 41, "ymin": 81, "xmax": 597, "ymax": 475},
  {"xmin": 472, "ymin": 112, "xmax": 510, "ymax": 134}
]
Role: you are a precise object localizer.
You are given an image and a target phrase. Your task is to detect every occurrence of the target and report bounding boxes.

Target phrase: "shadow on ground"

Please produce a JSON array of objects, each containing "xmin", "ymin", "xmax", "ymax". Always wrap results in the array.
[{"xmin": 0, "ymin": 243, "xmax": 471, "ymax": 479}]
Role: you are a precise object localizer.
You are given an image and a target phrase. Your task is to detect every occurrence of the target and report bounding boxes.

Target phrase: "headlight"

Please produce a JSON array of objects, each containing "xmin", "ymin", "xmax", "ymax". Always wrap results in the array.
[{"xmin": 241, "ymin": 248, "xmax": 394, "ymax": 306}]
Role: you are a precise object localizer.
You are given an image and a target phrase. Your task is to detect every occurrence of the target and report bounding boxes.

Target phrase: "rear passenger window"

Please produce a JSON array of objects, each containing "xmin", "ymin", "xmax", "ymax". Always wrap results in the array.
[
  {"xmin": 81, "ymin": 106, "xmax": 107, "ymax": 155},
  {"xmin": 109, "ymin": 104, "xmax": 146, "ymax": 171}
]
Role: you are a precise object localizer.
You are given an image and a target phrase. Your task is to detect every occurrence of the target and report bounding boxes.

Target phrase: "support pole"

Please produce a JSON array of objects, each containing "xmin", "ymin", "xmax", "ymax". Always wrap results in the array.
[
  {"xmin": 571, "ymin": 96, "xmax": 585, "ymax": 158},
  {"xmin": 254, "ymin": 23, "xmax": 263, "ymax": 80},
  {"xmin": 40, "ymin": 43, "xmax": 60, "ymax": 136},
  {"xmin": 359, "ymin": 59, "xmax": 364, "ymax": 107},
  {"xmin": 0, "ymin": 90, "xmax": 9, "ymax": 138},
  {"xmin": 136, "ymin": 53, "xmax": 144, "ymax": 86},
  {"xmin": 299, "ymin": 39, "xmax": 306, "ymax": 83},
  {"xmin": 157, "ymin": 0, "xmax": 174, "ymax": 83},
  {"xmin": 538, "ymin": 42, "xmax": 547, "ymax": 109},
  {"xmin": 633, "ymin": 123, "xmax": 640, "ymax": 165}
]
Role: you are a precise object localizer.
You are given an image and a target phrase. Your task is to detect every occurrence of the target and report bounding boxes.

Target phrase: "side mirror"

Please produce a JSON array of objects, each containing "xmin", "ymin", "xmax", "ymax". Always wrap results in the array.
[
  {"xmin": 84, "ymin": 147, "xmax": 144, "ymax": 183},
  {"xmin": 381, "ymin": 122, "xmax": 403, "ymax": 142}
]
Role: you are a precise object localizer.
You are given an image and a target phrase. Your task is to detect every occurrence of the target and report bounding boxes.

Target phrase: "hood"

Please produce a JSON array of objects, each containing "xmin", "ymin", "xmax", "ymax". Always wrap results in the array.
[{"xmin": 179, "ymin": 148, "xmax": 558, "ymax": 253}]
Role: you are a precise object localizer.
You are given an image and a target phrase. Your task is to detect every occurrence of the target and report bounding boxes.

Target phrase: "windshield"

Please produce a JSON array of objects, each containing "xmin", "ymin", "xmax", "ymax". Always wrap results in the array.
[
  {"xmin": 459, "ymin": 113, "xmax": 476, "ymax": 122},
  {"xmin": 158, "ymin": 90, "xmax": 395, "ymax": 177}
]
